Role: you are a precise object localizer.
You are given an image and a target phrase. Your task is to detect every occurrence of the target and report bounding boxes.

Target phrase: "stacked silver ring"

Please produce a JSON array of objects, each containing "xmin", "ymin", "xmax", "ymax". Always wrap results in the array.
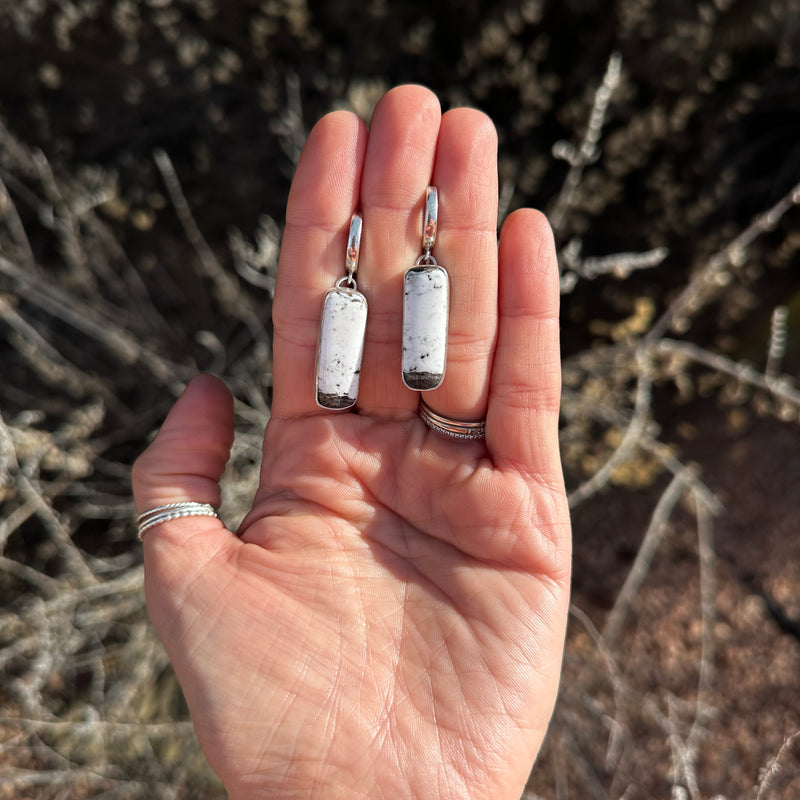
[
  {"xmin": 419, "ymin": 400, "xmax": 486, "ymax": 440},
  {"xmin": 137, "ymin": 501, "xmax": 219, "ymax": 539}
]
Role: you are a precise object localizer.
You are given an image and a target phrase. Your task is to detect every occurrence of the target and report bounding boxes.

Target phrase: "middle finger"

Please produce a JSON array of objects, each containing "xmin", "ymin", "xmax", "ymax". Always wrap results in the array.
[{"xmin": 356, "ymin": 85, "xmax": 442, "ymax": 418}]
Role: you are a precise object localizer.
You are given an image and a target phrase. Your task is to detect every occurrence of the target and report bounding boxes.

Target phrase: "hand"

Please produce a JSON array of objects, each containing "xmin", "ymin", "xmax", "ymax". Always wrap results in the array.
[{"xmin": 132, "ymin": 85, "xmax": 571, "ymax": 800}]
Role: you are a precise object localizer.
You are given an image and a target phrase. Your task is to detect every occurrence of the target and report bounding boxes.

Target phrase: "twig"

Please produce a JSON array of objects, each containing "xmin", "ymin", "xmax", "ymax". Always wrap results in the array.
[
  {"xmin": 0, "ymin": 171, "xmax": 37, "ymax": 266},
  {"xmin": 2, "ymin": 716, "xmax": 195, "ymax": 736},
  {"xmin": 0, "ymin": 293, "xmax": 121, "ymax": 407},
  {"xmin": 665, "ymin": 695, "xmax": 701, "ymax": 800},
  {"xmin": 603, "ymin": 468, "xmax": 690, "ymax": 643},
  {"xmin": 228, "ymin": 214, "xmax": 281, "ymax": 295},
  {"xmin": 153, "ymin": 148, "xmax": 272, "ymax": 380},
  {"xmin": 0, "ymin": 555, "xmax": 60, "ymax": 594},
  {"xmin": 569, "ymin": 604, "xmax": 630, "ymax": 774},
  {"xmin": 271, "ymin": 71, "xmax": 307, "ymax": 167},
  {"xmin": 16, "ymin": 472, "xmax": 98, "ymax": 587},
  {"xmin": 639, "ymin": 438, "xmax": 723, "ymax": 516},
  {"xmin": 657, "ymin": 338, "xmax": 800, "ymax": 407},
  {"xmin": 0, "ymin": 252, "xmax": 188, "ymax": 390},
  {"xmin": 30, "ymin": 148, "xmax": 91, "ymax": 282},
  {"xmin": 0, "ymin": 769, "xmax": 118, "ymax": 791},
  {"xmin": 567, "ymin": 349, "xmax": 653, "ymax": 509},
  {"xmin": 646, "ymin": 180, "xmax": 800, "ymax": 342},
  {"xmin": 560, "ymin": 238, "xmax": 669, "ymax": 293},
  {"xmin": 755, "ymin": 728, "xmax": 800, "ymax": 799},
  {"xmin": 550, "ymin": 51, "xmax": 622, "ymax": 233},
  {"xmin": 684, "ymin": 491, "xmax": 718, "ymax": 784},
  {"xmin": 561, "ymin": 383, "xmax": 724, "ymax": 514}
]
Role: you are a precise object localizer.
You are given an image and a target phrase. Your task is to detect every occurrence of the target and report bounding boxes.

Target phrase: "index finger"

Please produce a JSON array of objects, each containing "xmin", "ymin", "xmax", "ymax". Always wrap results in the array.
[{"xmin": 270, "ymin": 111, "xmax": 368, "ymax": 418}]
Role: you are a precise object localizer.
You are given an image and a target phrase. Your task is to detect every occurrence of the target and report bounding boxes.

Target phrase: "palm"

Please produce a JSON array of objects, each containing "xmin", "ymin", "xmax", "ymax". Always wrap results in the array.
[{"xmin": 134, "ymin": 86, "xmax": 570, "ymax": 800}]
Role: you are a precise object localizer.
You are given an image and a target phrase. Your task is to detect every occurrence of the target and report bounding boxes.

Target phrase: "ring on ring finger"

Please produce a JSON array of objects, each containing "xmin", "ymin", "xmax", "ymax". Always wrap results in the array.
[{"xmin": 419, "ymin": 399, "xmax": 486, "ymax": 440}]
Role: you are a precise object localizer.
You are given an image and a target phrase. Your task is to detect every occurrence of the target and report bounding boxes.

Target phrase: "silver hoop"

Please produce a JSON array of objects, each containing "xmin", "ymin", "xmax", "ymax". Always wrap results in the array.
[
  {"xmin": 422, "ymin": 186, "xmax": 438, "ymax": 254},
  {"xmin": 346, "ymin": 213, "xmax": 362, "ymax": 276},
  {"xmin": 419, "ymin": 399, "xmax": 486, "ymax": 440},
  {"xmin": 137, "ymin": 501, "xmax": 219, "ymax": 540}
]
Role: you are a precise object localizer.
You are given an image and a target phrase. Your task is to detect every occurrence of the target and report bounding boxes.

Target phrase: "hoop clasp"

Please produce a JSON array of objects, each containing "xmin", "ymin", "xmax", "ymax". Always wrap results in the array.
[{"xmin": 422, "ymin": 186, "xmax": 438, "ymax": 257}]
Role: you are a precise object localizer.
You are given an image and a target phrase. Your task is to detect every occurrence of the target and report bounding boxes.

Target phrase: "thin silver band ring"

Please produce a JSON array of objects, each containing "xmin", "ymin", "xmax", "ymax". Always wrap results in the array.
[
  {"xmin": 419, "ymin": 399, "xmax": 486, "ymax": 440},
  {"xmin": 137, "ymin": 502, "xmax": 219, "ymax": 539}
]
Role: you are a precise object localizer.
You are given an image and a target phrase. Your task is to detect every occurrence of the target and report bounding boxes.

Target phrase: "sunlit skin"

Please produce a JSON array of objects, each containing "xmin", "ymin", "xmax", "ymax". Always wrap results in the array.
[{"xmin": 132, "ymin": 85, "xmax": 571, "ymax": 800}]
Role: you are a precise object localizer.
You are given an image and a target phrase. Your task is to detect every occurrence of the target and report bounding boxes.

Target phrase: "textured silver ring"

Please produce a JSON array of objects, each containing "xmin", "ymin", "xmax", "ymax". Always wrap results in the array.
[
  {"xmin": 419, "ymin": 399, "xmax": 486, "ymax": 440},
  {"xmin": 137, "ymin": 501, "xmax": 219, "ymax": 540}
]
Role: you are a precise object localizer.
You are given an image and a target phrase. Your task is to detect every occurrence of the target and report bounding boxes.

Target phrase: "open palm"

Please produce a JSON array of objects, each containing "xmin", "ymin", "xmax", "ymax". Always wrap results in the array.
[{"xmin": 132, "ymin": 85, "xmax": 571, "ymax": 800}]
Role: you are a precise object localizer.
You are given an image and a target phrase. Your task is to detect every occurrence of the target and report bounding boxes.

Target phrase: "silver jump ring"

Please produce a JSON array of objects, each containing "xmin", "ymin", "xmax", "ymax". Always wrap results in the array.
[
  {"xmin": 137, "ymin": 501, "xmax": 219, "ymax": 540},
  {"xmin": 419, "ymin": 399, "xmax": 486, "ymax": 440},
  {"xmin": 415, "ymin": 253, "xmax": 438, "ymax": 267}
]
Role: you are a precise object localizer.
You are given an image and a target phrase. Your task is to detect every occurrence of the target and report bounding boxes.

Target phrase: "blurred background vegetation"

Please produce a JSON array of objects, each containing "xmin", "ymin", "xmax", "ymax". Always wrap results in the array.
[{"xmin": 0, "ymin": 0, "xmax": 799, "ymax": 797}]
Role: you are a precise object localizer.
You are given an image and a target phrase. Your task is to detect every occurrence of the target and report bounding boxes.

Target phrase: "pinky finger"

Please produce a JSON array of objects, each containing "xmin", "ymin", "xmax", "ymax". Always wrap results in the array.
[{"xmin": 487, "ymin": 209, "xmax": 563, "ymax": 481}]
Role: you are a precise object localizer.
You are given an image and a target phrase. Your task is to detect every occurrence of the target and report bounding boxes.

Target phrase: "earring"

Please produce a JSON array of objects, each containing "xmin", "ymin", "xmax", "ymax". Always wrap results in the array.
[
  {"xmin": 315, "ymin": 214, "xmax": 368, "ymax": 409},
  {"xmin": 402, "ymin": 187, "xmax": 449, "ymax": 391}
]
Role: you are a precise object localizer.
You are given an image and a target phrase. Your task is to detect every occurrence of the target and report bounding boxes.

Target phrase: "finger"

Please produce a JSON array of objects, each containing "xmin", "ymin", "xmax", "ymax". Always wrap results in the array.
[
  {"xmin": 488, "ymin": 209, "xmax": 563, "ymax": 479},
  {"xmin": 356, "ymin": 85, "xmax": 442, "ymax": 417},
  {"xmin": 131, "ymin": 374, "xmax": 234, "ymax": 540},
  {"xmin": 271, "ymin": 110, "xmax": 368, "ymax": 418},
  {"xmin": 420, "ymin": 107, "xmax": 498, "ymax": 422}
]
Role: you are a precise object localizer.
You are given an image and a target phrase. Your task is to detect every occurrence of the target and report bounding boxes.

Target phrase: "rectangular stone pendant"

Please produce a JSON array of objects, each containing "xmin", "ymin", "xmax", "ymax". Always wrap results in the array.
[
  {"xmin": 402, "ymin": 265, "xmax": 449, "ymax": 390},
  {"xmin": 315, "ymin": 287, "xmax": 368, "ymax": 409}
]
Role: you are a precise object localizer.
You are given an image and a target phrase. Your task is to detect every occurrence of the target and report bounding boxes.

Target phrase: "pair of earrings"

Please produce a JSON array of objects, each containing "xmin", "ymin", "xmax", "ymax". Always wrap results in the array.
[{"xmin": 315, "ymin": 187, "xmax": 450, "ymax": 409}]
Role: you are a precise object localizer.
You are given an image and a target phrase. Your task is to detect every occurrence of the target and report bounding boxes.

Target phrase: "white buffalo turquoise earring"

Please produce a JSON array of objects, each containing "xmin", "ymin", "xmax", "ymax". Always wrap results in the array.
[
  {"xmin": 315, "ymin": 214, "xmax": 368, "ymax": 409},
  {"xmin": 402, "ymin": 187, "xmax": 449, "ymax": 391}
]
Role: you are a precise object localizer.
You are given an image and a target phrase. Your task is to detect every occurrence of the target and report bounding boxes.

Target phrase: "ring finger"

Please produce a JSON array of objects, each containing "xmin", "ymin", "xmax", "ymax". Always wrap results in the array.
[{"xmin": 420, "ymin": 107, "xmax": 499, "ymax": 424}]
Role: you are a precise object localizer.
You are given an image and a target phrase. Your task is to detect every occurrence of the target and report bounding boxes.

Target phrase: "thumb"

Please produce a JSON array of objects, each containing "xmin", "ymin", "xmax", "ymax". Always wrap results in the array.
[{"xmin": 132, "ymin": 374, "xmax": 234, "ymax": 536}]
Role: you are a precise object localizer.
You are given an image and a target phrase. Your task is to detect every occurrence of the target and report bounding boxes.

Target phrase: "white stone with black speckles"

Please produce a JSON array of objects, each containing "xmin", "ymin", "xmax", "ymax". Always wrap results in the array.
[
  {"xmin": 402, "ymin": 265, "xmax": 449, "ymax": 391},
  {"xmin": 315, "ymin": 287, "xmax": 368, "ymax": 409}
]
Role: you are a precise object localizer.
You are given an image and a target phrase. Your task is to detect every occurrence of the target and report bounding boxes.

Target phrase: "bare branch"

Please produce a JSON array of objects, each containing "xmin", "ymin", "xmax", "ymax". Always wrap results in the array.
[
  {"xmin": 603, "ymin": 468, "xmax": 690, "ymax": 644},
  {"xmin": 550, "ymin": 51, "xmax": 622, "ymax": 233},
  {"xmin": 657, "ymin": 338, "xmax": 800, "ymax": 408},
  {"xmin": 568, "ymin": 350, "xmax": 653, "ymax": 509},
  {"xmin": 646, "ymin": 180, "xmax": 800, "ymax": 342}
]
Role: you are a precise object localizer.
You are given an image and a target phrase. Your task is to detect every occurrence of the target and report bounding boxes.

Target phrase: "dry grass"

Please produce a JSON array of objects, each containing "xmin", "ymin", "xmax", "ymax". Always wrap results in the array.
[{"xmin": 1, "ymin": 1, "xmax": 800, "ymax": 797}]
